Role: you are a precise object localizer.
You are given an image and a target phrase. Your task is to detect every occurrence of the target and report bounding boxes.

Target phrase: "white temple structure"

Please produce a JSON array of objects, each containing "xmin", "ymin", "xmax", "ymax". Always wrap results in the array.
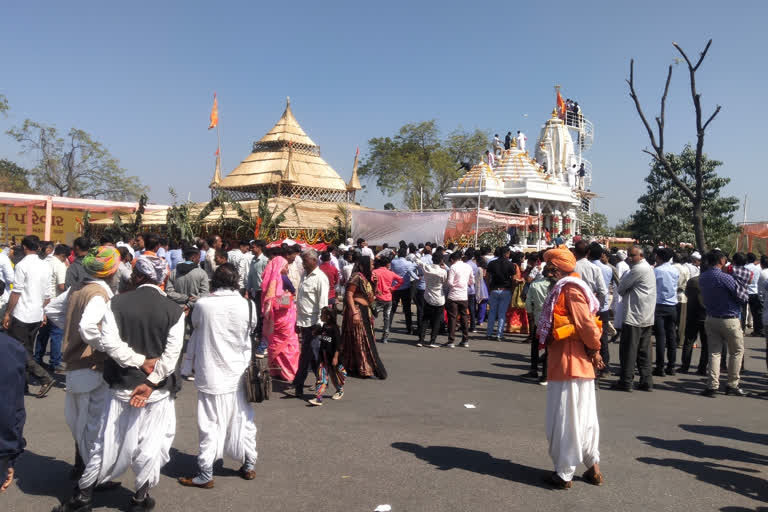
[{"xmin": 445, "ymin": 104, "xmax": 594, "ymax": 246}]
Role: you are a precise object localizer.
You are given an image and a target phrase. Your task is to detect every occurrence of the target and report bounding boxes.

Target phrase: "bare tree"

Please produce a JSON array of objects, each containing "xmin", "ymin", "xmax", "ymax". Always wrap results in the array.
[
  {"xmin": 627, "ymin": 39, "xmax": 721, "ymax": 252},
  {"xmin": 7, "ymin": 120, "xmax": 148, "ymax": 201}
]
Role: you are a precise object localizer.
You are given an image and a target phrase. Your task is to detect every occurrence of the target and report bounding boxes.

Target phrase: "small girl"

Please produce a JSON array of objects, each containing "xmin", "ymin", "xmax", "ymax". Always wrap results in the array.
[{"xmin": 309, "ymin": 307, "xmax": 347, "ymax": 406}]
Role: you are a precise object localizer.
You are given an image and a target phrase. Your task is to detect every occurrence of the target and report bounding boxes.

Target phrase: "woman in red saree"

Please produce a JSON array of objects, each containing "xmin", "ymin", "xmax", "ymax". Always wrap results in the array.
[
  {"xmin": 341, "ymin": 256, "xmax": 387, "ymax": 379},
  {"xmin": 261, "ymin": 251, "xmax": 300, "ymax": 381}
]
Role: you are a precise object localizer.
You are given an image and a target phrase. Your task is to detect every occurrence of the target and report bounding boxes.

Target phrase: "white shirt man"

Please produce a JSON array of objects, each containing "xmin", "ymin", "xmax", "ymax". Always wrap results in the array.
[
  {"xmin": 574, "ymin": 258, "xmax": 607, "ymax": 308},
  {"xmin": 445, "ymin": 254, "xmax": 475, "ymax": 348},
  {"xmin": 45, "ymin": 249, "xmax": 150, "ymax": 486},
  {"xmin": 46, "ymin": 251, "xmax": 68, "ymax": 298},
  {"xmin": 293, "ymin": 251, "xmax": 330, "ymax": 398},
  {"xmin": 516, "ymin": 131, "xmax": 527, "ymax": 152},
  {"xmin": 10, "ymin": 252, "xmax": 51, "ymax": 325},
  {"xmin": 360, "ymin": 245, "xmax": 374, "ymax": 259},
  {"xmin": 415, "ymin": 254, "xmax": 448, "ymax": 347},
  {"xmin": 0, "ymin": 249, "xmax": 14, "ymax": 313},
  {"xmin": 745, "ymin": 260, "xmax": 761, "ymax": 296},
  {"xmin": 686, "ymin": 252, "xmax": 701, "ymax": 278},
  {"xmin": 178, "ymin": 274, "xmax": 258, "ymax": 487},
  {"xmin": 227, "ymin": 246, "xmax": 250, "ymax": 290}
]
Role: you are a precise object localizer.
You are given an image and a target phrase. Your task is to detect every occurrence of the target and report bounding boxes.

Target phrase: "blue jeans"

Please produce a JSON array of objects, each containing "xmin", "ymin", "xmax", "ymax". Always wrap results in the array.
[
  {"xmin": 486, "ymin": 290, "xmax": 512, "ymax": 337},
  {"xmin": 34, "ymin": 321, "xmax": 64, "ymax": 368}
]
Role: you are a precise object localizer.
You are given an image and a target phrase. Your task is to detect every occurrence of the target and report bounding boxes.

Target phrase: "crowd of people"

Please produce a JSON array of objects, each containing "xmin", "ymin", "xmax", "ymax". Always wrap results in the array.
[{"xmin": 1, "ymin": 230, "xmax": 766, "ymax": 504}]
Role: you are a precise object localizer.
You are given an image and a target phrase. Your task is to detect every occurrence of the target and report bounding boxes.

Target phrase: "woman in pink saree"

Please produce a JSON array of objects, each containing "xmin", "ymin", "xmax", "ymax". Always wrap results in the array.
[{"xmin": 261, "ymin": 253, "xmax": 300, "ymax": 381}]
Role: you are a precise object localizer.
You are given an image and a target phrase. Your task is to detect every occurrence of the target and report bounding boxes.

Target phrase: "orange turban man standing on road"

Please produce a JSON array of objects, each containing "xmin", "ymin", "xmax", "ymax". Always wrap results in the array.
[{"xmin": 537, "ymin": 246, "xmax": 605, "ymax": 489}]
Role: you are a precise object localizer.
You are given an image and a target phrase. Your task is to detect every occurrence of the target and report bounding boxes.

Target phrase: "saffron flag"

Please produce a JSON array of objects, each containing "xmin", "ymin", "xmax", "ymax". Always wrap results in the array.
[
  {"xmin": 208, "ymin": 93, "xmax": 218, "ymax": 130},
  {"xmin": 556, "ymin": 90, "xmax": 565, "ymax": 118}
]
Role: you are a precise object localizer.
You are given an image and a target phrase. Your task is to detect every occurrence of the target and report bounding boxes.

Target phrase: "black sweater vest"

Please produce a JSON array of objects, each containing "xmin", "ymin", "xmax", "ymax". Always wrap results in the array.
[{"xmin": 104, "ymin": 286, "xmax": 184, "ymax": 394}]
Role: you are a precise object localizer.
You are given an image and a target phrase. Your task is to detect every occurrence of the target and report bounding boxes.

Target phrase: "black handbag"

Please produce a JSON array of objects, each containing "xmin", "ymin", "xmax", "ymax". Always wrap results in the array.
[{"xmin": 244, "ymin": 300, "xmax": 270, "ymax": 403}]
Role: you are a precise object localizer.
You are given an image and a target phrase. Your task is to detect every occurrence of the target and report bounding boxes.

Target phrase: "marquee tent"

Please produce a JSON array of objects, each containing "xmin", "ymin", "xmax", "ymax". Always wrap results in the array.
[{"xmin": 351, "ymin": 209, "xmax": 537, "ymax": 247}]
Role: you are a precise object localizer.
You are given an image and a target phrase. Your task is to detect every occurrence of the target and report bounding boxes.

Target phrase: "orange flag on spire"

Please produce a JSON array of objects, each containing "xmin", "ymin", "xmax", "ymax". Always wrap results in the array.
[
  {"xmin": 556, "ymin": 89, "xmax": 565, "ymax": 118},
  {"xmin": 208, "ymin": 93, "xmax": 218, "ymax": 130}
]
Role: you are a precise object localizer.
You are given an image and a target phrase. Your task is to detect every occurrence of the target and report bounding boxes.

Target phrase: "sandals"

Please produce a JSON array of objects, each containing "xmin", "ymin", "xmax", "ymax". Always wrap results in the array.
[{"xmin": 582, "ymin": 468, "xmax": 605, "ymax": 486}]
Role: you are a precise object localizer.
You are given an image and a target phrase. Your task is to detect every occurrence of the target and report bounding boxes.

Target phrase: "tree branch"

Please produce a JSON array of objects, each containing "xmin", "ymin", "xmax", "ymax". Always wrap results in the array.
[
  {"xmin": 658, "ymin": 65, "xmax": 672, "ymax": 153},
  {"xmin": 702, "ymin": 105, "xmax": 721, "ymax": 132},
  {"xmin": 626, "ymin": 60, "xmax": 661, "ymax": 152},
  {"xmin": 628, "ymin": 59, "xmax": 695, "ymax": 201}
]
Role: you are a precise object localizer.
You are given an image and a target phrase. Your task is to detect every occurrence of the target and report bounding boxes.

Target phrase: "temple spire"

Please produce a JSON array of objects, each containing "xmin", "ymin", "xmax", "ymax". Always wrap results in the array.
[{"xmin": 347, "ymin": 147, "xmax": 361, "ymax": 191}]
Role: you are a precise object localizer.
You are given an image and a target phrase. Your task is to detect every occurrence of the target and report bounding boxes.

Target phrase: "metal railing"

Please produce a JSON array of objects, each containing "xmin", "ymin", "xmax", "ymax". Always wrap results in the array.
[{"xmin": 564, "ymin": 111, "xmax": 594, "ymax": 150}]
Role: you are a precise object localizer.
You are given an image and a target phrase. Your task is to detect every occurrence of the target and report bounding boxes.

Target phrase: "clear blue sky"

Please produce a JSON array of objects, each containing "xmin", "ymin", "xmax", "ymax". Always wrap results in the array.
[{"xmin": 1, "ymin": 1, "xmax": 766, "ymax": 224}]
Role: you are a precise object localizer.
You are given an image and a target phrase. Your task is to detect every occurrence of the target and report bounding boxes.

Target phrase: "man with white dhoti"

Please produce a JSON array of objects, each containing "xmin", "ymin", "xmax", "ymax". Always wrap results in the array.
[
  {"xmin": 516, "ymin": 130, "xmax": 527, "ymax": 152},
  {"xmin": 54, "ymin": 254, "xmax": 184, "ymax": 512},
  {"xmin": 537, "ymin": 245, "xmax": 605, "ymax": 489},
  {"xmin": 178, "ymin": 263, "xmax": 258, "ymax": 488},
  {"xmin": 45, "ymin": 246, "xmax": 157, "ymax": 488}
]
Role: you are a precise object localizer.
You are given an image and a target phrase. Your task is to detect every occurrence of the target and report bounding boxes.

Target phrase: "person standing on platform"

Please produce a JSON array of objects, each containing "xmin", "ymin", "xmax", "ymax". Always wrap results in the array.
[{"xmin": 516, "ymin": 131, "xmax": 527, "ymax": 152}]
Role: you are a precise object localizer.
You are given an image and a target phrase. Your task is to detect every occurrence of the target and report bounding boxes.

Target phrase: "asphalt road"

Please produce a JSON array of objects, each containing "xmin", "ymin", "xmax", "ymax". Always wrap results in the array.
[{"xmin": 4, "ymin": 319, "xmax": 767, "ymax": 512}]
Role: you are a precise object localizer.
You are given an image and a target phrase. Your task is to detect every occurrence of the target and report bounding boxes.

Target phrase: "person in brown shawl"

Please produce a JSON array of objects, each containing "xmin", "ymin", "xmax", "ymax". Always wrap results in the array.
[{"xmin": 341, "ymin": 256, "xmax": 387, "ymax": 379}]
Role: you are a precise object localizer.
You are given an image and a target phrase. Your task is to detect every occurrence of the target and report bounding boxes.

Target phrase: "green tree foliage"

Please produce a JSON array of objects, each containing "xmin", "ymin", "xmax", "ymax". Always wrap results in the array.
[
  {"xmin": 0, "ymin": 159, "xmax": 33, "ymax": 193},
  {"xmin": 383, "ymin": 202, "xmax": 396, "ymax": 211},
  {"xmin": 7, "ymin": 120, "xmax": 148, "ymax": 200},
  {"xmin": 578, "ymin": 211, "xmax": 610, "ymax": 237},
  {"xmin": 0, "ymin": 94, "xmax": 8, "ymax": 117},
  {"xmin": 165, "ymin": 189, "xmax": 196, "ymax": 244},
  {"xmin": 98, "ymin": 193, "xmax": 149, "ymax": 243},
  {"xmin": 358, "ymin": 120, "xmax": 488, "ymax": 210},
  {"xmin": 629, "ymin": 145, "xmax": 738, "ymax": 248},
  {"xmin": 328, "ymin": 204, "xmax": 351, "ymax": 245},
  {"xmin": 197, "ymin": 191, "xmax": 297, "ymax": 240}
]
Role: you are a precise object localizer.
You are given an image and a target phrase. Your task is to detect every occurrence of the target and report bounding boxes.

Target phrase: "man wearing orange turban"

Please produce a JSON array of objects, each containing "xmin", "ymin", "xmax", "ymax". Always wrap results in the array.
[{"xmin": 538, "ymin": 245, "xmax": 605, "ymax": 489}]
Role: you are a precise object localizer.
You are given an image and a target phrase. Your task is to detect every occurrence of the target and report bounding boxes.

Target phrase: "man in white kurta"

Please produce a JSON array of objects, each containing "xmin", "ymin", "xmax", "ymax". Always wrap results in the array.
[
  {"xmin": 179, "ymin": 263, "xmax": 258, "ymax": 488},
  {"xmin": 54, "ymin": 254, "xmax": 184, "ymax": 512},
  {"xmin": 45, "ymin": 246, "xmax": 155, "ymax": 485},
  {"xmin": 516, "ymin": 131, "xmax": 527, "ymax": 152}
]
